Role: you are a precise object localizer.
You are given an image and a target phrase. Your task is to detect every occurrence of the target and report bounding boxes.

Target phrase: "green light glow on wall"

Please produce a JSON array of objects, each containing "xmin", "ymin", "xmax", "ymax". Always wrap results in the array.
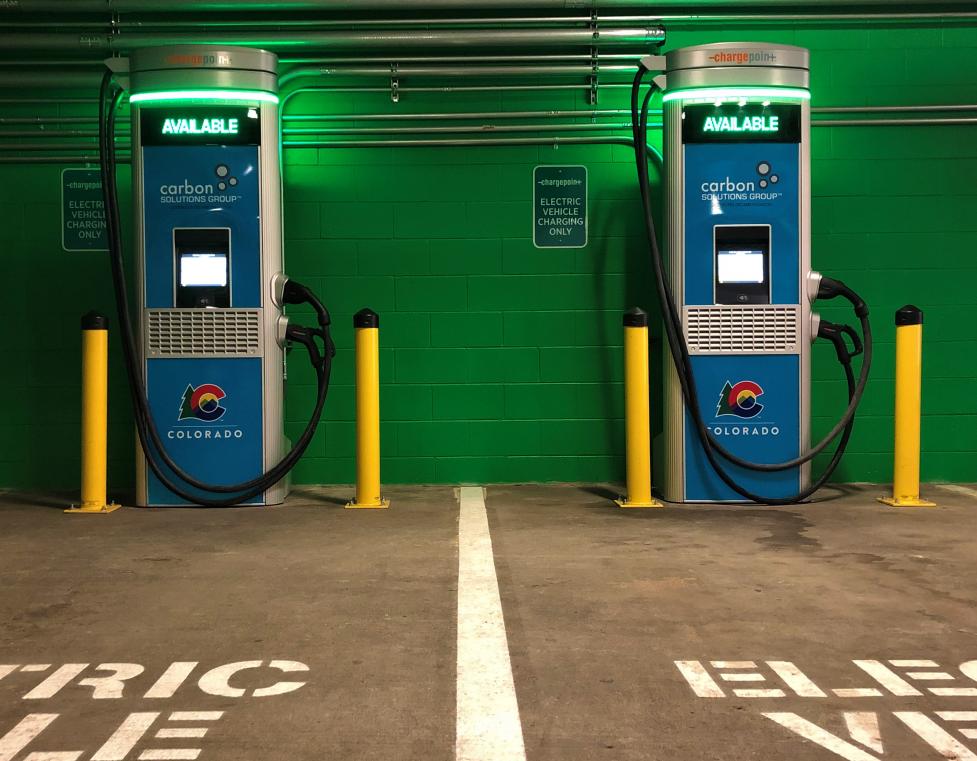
[
  {"xmin": 130, "ymin": 89, "xmax": 279, "ymax": 104},
  {"xmin": 662, "ymin": 87, "xmax": 810, "ymax": 104}
]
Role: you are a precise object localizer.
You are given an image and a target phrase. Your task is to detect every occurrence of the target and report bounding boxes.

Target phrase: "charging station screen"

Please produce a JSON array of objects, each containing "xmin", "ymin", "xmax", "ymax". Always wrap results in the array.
[
  {"xmin": 714, "ymin": 225, "xmax": 770, "ymax": 304},
  {"xmin": 174, "ymin": 228, "xmax": 231, "ymax": 307},
  {"xmin": 180, "ymin": 253, "xmax": 228, "ymax": 287},
  {"xmin": 717, "ymin": 249, "xmax": 765, "ymax": 284}
]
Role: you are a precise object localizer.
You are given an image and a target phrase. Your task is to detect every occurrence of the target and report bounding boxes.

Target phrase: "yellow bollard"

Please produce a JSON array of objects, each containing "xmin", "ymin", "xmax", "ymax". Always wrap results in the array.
[
  {"xmin": 347, "ymin": 308, "xmax": 389, "ymax": 509},
  {"xmin": 879, "ymin": 305, "xmax": 936, "ymax": 507},
  {"xmin": 66, "ymin": 312, "xmax": 120, "ymax": 514},
  {"xmin": 616, "ymin": 308, "xmax": 663, "ymax": 508}
]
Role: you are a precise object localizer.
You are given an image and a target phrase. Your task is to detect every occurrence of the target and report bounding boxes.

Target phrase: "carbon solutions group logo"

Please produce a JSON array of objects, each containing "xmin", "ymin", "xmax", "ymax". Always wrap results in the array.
[
  {"xmin": 179, "ymin": 383, "xmax": 227, "ymax": 422},
  {"xmin": 717, "ymin": 380, "xmax": 764, "ymax": 419}
]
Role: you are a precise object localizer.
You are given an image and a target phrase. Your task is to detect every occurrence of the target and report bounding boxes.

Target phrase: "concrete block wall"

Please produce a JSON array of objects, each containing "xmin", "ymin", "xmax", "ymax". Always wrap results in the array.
[{"xmin": 0, "ymin": 21, "xmax": 975, "ymax": 489}]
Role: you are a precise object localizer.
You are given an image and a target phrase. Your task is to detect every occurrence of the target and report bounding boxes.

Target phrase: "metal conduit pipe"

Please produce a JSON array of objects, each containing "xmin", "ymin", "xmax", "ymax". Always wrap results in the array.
[
  {"xmin": 283, "ymin": 122, "xmax": 636, "ymax": 135},
  {"xmin": 1, "ymin": 0, "xmax": 973, "ymax": 10},
  {"xmin": 281, "ymin": 104, "xmax": 977, "ymax": 124},
  {"xmin": 816, "ymin": 117, "xmax": 977, "ymax": 126},
  {"xmin": 1, "ymin": 7, "xmax": 973, "ymax": 24},
  {"xmin": 10, "ymin": 114, "xmax": 977, "ymax": 155},
  {"xmin": 277, "ymin": 83, "xmax": 635, "ymax": 117},
  {"xmin": 278, "ymin": 117, "xmax": 977, "ymax": 141},
  {"xmin": 0, "ymin": 123, "xmax": 644, "ymax": 148},
  {"xmin": 660, "ymin": 11, "xmax": 977, "ymax": 22},
  {"xmin": 0, "ymin": 156, "xmax": 130, "ymax": 163},
  {"xmin": 0, "ymin": 143, "xmax": 108, "ymax": 151},
  {"xmin": 281, "ymin": 63, "xmax": 637, "ymax": 86},
  {"xmin": 6, "ymin": 110, "xmax": 977, "ymax": 144},
  {"xmin": 10, "ymin": 12, "xmax": 966, "ymax": 27},
  {"xmin": 293, "ymin": 82, "xmax": 627, "ymax": 95},
  {"xmin": 0, "ymin": 98, "xmax": 97, "ymax": 104},
  {"xmin": 816, "ymin": 104, "xmax": 977, "ymax": 113},
  {"xmin": 7, "ymin": 112, "xmax": 977, "ymax": 143},
  {"xmin": 4, "ymin": 113, "xmax": 977, "ymax": 161},
  {"xmin": 0, "ymin": 26, "xmax": 665, "ymax": 52},
  {"xmin": 283, "ymin": 109, "xmax": 632, "ymax": 121},
  {"xmin": 0, "ymin": 122, "xmax": 627, "ymax": 139},
  {"xmin": 6, "ymin": 102, "xmax": 973, "ymax": 129},
  {"xmin": 280, "ymin": 53, "xmax": 646, "ymax": 64},
  {"xmin": 0, "ymin": 71, "xmax": 103, "ymax": 88},
  {"xmin": 0, "ymin": 15, "xmax": 660, "ymax": 28},
  {"xmin": 0, "ymin": 130, "xmax": 102, "ymax": 137}
]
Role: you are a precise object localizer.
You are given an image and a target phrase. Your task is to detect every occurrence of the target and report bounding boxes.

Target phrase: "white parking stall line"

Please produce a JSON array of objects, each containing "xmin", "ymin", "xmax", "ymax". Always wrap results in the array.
[{"xmin": 455, "ymin": 486, "xmax": 527, "ymax": 761}]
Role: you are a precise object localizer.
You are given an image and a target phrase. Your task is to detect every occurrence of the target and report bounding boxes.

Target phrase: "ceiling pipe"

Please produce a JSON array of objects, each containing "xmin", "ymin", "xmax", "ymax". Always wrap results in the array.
[
  {"xmin": 0, "ymin": 26, "xmax": 664, "ymax": 52},
  {"xmin": 2, "ymin": 0, "xmax": 974, "ymax": 10},
  {"xmin": 0, "ymin": 15, "xmax": 660, "ymax": 28},
  {"xmin": 283, "ymin": 122, "xmax": 635, "ymax": 135},
  {"xmin": 6, "ymin": 102, "xmax": 977, "ymax": 131},
  {"xmin": 3, "ymin": 114, "xmax": 975, "ymax": 163},
  {"xmin": 1, "ymin": 9, "xmax": 972, "ymax": 28},
  {"xmin": 0, "ymin": 156, "xmax": 128, "ymax": 163},
  {"xmin": 281, "ymin": 63, "xmax": 635, "ymax": 86},
  {"xmin": 0, "ymin": 71, "xmax": 101, "ymax": 88},
  {"xmin": 283, "ymin": 108, "xmax": 632, "ymax": 121},
  {"xmin": 284, "ymin": 53, "xmax": 643, "ymax": 64}
]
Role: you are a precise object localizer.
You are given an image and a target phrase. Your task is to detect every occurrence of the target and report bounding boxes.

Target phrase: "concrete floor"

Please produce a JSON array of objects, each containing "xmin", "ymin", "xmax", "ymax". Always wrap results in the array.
[{"xmin": 1, "ymin": 483, "xmax": 975, "ymax": 761}]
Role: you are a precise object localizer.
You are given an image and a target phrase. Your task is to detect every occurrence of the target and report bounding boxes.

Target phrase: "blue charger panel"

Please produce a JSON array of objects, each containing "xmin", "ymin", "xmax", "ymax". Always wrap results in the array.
[
  {"xmin": 683, "ymin": 354, "xmax": 800, "ymax": 501},
  {"xmin": 145, "ymin": 357, "xmax": 264, "ymax": 506},
  {"xmin": 682, "ymin": 139, "xmax": 802, "ymax": 501},
  {"xmin": 141, "ymin": 138, "xmax": 264, "ymax": 505},
  {"xmin": 142, "ymin": 144, "xmax": 261, "ymax": 309},
  {"xmin": 683, "ymin": 142, "xmax": 799, "ymax": 306}
]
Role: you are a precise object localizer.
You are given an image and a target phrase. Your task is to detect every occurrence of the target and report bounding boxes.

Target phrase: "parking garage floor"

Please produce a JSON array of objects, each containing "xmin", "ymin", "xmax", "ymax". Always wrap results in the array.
[{"xmin": 1, "ymin": 483, "xmax": 975, "ymax": 761}]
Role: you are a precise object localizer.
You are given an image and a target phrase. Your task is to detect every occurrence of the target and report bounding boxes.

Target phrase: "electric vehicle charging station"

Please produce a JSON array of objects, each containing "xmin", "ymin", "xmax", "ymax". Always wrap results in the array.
[
  {"xmin": 663, "ymin": 43, "xmax": 814, "ymax": 502},
  {"xmin": 632, "ymin": 42, "xmax": 871, "ymax": 504},
  {"xmin": 100, "ymin": 46, "xmax": 334, "ymax": 507}
]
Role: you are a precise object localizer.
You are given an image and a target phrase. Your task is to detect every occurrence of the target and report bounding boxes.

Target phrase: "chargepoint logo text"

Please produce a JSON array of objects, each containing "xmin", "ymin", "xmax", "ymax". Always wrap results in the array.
[
  {"xmin": 709, "ymin": 50, "xmax": 777, "ymax": 65},
  {"xmin": 165, "ymin": 53, "xmax": 231, "ymax": 66}
]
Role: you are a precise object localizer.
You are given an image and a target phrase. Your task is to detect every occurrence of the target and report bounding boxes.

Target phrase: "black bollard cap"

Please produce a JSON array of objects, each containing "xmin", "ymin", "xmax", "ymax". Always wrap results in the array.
[
  {"xmin": 895, "ymin": 304, "xmax": 923, "ymax": 326},
  {"xmin": 354, "ymin": 308, "xmax": 379, "ymax": 329},
  {"xmin": 81, "ymin": 311, "xmax": 108, "ymax": 330},
  {"xmin": 623, "ymin": 307, "xmax": 648, "ymax": 328}
]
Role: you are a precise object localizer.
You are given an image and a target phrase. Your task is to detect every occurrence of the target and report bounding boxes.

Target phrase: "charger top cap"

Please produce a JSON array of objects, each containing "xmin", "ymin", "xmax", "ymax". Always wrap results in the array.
[
  {"xmin": 129, "ymin": 45, "xmax": 278, "ymax": 98},
  {"xmin": 664, "ymin": 42, "xmax": 809, "ymax": 92}
]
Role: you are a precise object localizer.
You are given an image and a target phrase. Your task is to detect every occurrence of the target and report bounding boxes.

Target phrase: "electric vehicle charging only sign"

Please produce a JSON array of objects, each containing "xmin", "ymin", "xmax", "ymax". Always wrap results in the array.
[
  {"xmin": 61, "ymin": 169, "xmax": 107, "ymax": 252},
  {"xmin": 533, "ymin": 165, "xmax": 587, "ymax": 248}
]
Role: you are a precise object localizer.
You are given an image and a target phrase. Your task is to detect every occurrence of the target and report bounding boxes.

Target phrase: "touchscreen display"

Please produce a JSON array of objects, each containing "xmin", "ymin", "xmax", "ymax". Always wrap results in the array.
[
  {"xmin": 180, "ymin": 253, "xmax": 228, "ymax": 287},
  {"xmin": 717, "ymin": 249, "xmax": 765, "ymax": 284}
]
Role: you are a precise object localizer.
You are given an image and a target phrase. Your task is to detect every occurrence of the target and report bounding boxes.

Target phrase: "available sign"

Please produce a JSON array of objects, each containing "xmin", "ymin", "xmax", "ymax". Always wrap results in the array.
[
  {"xmin": 533, "ymin": 165, "xmax": 587, "ymax": 248},
  {"xmin": 61, "ymin": 168, "xmax": 107, "ymax": 251}
]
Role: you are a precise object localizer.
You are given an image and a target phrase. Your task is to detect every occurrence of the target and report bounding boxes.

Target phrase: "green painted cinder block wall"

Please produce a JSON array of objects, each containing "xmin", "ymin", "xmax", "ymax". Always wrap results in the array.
[{"xmin": 0, "ymin": 22, "xmax": 975, "ymax": 490}]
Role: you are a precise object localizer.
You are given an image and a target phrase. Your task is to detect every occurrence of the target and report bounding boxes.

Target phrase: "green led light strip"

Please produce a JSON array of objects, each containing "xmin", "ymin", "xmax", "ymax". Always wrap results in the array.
[
  {"xmin": 129, "ymin": 89, "xmax": 279, "ymax": 104},
  {"xmin": 662, "ymin": 87, "xmax": 810, "ymax": 103}
]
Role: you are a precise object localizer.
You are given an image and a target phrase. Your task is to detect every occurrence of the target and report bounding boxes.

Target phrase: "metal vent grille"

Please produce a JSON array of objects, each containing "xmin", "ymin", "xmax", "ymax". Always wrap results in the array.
[
  {"xmin": 685, "ymin": 306, "xmax": 799, "ymax": 354},
  {"xmin": 146, "ymin": 309, "xmax": 262, "ymax": 357}
]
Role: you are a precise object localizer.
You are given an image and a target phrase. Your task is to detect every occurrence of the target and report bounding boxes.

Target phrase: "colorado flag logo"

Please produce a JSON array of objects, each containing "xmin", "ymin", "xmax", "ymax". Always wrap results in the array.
[
  {"xmin": 179, "ymin": 383, "xmax": 227, "ymax": 422},
  {"xmin": 716, "ymin": 380, "xmax": 764, "ymax": 419}
]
